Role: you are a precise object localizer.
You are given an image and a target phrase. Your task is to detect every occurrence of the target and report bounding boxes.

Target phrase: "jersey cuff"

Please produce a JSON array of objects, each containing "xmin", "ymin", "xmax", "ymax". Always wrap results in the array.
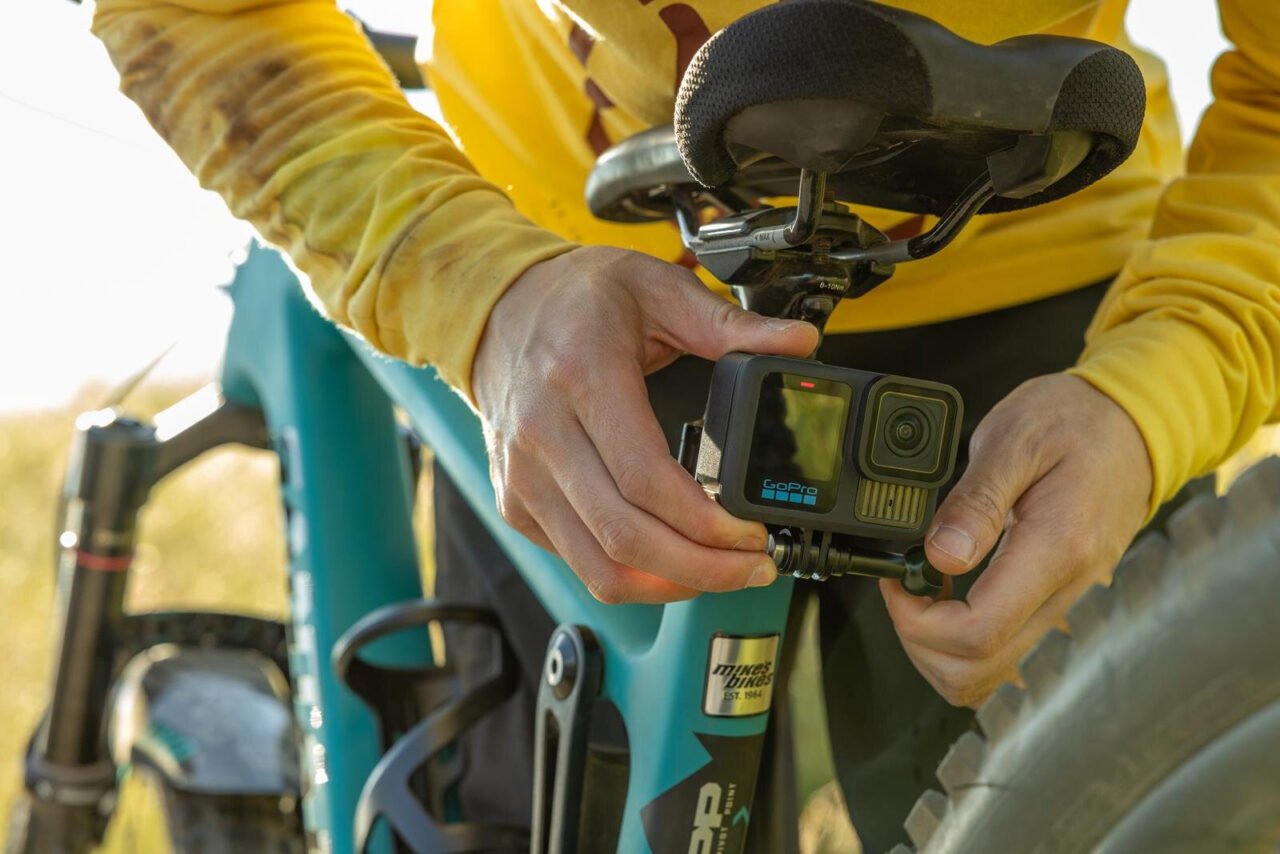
[{"xmin": 1068, "ymin": 317, "xmax": 1232, "ymax": 521}]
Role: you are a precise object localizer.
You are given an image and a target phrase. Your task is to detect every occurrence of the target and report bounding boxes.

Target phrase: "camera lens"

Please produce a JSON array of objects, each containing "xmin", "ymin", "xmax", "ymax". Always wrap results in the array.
[
  {"xmin": 886, "ymin": 407, "xmax": 929, "ymax": 455},
  {"xmin": 862, "ymin": 381, "xmax": 961, "ymax": 488}
]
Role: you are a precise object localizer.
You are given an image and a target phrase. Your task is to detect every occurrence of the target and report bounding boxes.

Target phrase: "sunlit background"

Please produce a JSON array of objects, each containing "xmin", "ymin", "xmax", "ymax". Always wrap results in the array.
[
  {"xmin": 1, "ymin": 0, "xmax": 439, "ymax": 411},
  {"xmin": 0, "ymin": 0, "xmax": 1230, "ymax": 412}
]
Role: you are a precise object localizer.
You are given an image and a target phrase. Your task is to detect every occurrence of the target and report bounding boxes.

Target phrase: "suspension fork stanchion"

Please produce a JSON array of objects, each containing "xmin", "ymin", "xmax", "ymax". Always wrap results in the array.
[
  {"xmin": 13, "ymin": 392, "xmax": 272, "ymax": 853},
  {"xmin": 17, "ymin": 413, "xmax": 157, "ymax": 852}
]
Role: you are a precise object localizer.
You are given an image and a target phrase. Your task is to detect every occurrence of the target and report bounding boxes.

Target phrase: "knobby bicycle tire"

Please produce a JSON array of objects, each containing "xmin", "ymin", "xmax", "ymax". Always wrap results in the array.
[{"xmin": 896, "ymin": 457, "xmax": 1280, "ymax": 854}]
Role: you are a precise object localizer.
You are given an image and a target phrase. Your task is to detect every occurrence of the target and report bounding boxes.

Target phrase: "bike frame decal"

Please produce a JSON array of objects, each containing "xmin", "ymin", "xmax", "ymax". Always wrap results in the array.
[
  {"xmin": 639, "ymin": 732, "xmax": 765, "ymax": 854},
  {"xmin": 703, "ymin": 634, "xmax": 779, "ymax": 717}
]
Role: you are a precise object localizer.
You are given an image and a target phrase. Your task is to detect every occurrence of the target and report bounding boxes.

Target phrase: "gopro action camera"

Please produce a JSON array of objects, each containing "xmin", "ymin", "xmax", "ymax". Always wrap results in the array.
[{"xmin": 691, "ymin": 354, "xmax": 962, "ymax": 585}]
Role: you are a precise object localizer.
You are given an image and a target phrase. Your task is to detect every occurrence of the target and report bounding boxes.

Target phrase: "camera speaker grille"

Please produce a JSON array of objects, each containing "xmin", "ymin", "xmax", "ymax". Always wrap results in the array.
[{"xmin": 855, "ymin": 478, "xmax": 927, "ymax": 528}]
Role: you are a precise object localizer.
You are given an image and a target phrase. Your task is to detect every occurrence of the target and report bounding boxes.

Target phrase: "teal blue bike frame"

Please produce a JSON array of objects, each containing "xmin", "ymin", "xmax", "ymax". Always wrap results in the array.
[{"xmin": 219, "ymin": 243, "xmax": 794, "ymax": 853}]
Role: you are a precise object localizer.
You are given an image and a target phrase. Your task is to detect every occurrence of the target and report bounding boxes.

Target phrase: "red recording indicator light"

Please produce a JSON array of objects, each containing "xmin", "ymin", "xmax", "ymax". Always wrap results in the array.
[{"xmin": 799, "ymin": 380, "xmax": 816, "ymax": 389}]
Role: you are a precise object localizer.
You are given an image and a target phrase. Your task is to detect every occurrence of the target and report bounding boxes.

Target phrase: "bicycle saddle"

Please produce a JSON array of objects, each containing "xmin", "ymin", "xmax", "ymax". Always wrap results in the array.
[{"xmin": 588, "ymin": 0, "xmax": 1145, "ymax": 221}]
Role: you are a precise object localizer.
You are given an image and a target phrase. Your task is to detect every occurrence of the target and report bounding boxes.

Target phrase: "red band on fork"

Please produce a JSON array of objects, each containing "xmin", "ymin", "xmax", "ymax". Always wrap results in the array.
[{"xmin": 75, "ymin": 550, "xmax": 133, "ymax": 572}]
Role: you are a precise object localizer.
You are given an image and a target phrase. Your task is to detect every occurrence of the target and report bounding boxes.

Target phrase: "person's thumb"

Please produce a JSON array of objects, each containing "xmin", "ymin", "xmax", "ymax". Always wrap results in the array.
[
  {"xmin": 659, "ymin": 276, "xmax": 819, "ymax": 360},
  {"xmin": 926, "ymin": 425, "xmax": 1041, "ymax": 576}
]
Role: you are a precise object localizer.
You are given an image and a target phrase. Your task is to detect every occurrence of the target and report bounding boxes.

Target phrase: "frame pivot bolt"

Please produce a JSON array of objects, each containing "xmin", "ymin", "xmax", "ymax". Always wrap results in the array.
[{"xmin": 546, "ymin": 630, "xmax": 579, "ymax": 699}]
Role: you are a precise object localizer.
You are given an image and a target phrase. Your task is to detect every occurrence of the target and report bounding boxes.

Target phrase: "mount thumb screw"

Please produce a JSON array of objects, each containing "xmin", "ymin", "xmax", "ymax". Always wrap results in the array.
[{"xmin": 902, "ymin": 545, "xmax": 945, "ymax": 597}]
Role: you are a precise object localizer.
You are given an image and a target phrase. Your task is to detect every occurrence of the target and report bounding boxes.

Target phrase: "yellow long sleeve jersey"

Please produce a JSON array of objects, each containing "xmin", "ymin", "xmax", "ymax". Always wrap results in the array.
[{"xmin": 92, "ymin": 0, "xmax": 1280, "ymax": 514}]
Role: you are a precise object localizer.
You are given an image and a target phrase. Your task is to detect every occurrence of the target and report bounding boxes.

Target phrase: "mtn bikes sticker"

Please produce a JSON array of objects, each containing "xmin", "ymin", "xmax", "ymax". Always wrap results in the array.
[
  {"xmin": 641, "ymin": 732, "xmax": 765, "ymax": 854},
  {"xmin": 703, "ymin": 634, "xmax": 779, "ymax": 717}
]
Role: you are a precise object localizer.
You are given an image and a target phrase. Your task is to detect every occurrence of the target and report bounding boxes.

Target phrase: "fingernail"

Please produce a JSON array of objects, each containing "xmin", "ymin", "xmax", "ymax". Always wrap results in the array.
[
  {"xmin": 930, "ymin": 525, "xmax": 977, "ymax": 565},
  {"xmin": 747, "ymin": 560, "xmax": 778, "ymax": 588},
  {"xmin": 732, "ymin": 535, "xmax": 767, "ymax": 551},
  {"xmin": 764, "ymin": 318, "xmax": 807, "ymax": 332}
]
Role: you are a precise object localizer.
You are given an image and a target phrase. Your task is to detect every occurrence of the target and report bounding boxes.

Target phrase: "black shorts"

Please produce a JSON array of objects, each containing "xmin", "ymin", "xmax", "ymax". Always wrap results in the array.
[{"xmin": 431, "ymin": 281, "xmax": 1189, "ymax": 850}]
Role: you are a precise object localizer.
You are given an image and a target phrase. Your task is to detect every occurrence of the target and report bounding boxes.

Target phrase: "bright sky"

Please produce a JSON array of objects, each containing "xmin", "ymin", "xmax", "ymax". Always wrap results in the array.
[{"xmin": 0, "ymin": 0, "xmax": 1228, "ymax": 411}]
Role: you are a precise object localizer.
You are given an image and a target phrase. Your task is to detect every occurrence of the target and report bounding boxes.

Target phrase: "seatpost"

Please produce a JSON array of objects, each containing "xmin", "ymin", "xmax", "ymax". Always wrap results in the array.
[{"xmin": 782, "ymin": 169, "xmax": 827, "ymax": 245}]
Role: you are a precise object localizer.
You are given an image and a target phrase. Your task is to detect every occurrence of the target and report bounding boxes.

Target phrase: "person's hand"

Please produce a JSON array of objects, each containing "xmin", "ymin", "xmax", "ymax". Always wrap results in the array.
[
  {"xmin": 880, "ymin": 373, "xmax": 1153, "ymax": 707},
  {"xmin": 472, "ymin": 246, "xmax": 819, "ymax": 604}
]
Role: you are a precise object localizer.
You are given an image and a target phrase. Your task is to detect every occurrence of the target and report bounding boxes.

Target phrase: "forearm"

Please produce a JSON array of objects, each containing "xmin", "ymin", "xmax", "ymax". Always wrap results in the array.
[
  {"xmin": 1070, "ymin": 1, "xmax": 1280, "ymax": 513},
  {"xmin": 92, "ymin": 0, "xmax": 573, "ymax": 399}
]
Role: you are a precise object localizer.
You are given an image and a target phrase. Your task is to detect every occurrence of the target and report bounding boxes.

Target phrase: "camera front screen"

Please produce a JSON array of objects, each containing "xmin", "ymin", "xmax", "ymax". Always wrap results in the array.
[{"xmin": 745, "ymin": 372, "xmax": 851, "ymax": 514}]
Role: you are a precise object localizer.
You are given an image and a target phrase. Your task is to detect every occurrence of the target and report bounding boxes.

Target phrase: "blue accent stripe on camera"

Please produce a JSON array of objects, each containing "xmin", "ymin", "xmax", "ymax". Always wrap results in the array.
[
  {"xmin": 803, "ymin": 495, "xmax": 816, "ymax": 506},
  {"xmin": 761, "ymin": 489, "xmax": 775, "ymax": 500}
]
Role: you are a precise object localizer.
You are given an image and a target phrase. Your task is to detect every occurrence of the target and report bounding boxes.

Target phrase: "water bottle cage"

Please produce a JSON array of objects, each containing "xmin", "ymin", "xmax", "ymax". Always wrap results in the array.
[{"xmin": 333, "ymin": 600, "xmax": 528, "ymax": 853}]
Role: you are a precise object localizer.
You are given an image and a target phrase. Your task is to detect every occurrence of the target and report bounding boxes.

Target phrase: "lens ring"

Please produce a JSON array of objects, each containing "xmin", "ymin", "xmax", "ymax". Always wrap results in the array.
[{"xmin": 886, "ymin": 407, "xmax": 930, "ymax": 455}]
